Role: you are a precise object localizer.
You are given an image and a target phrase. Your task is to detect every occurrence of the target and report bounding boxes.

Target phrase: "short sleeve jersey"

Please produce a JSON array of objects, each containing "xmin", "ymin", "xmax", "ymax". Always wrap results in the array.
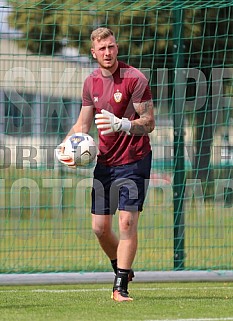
[{"xmin": 82, "ymin": 61, "xmax": 152, "ymax": 166}]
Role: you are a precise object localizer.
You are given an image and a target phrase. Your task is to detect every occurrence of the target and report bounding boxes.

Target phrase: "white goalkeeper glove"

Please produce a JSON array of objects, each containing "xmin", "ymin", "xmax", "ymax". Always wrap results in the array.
[
  {"xmin": 55, "ymin": 141, "xmax": 76, "ymax": 168},
  {"xmin": 95, "ymin": 109, "xmax": 131, "ymax": 135}
]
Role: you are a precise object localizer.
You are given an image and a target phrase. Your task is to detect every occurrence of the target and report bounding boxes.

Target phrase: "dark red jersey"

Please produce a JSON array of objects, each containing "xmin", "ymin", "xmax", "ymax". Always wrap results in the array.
[{"xmin": 82, "ymin": 61, "xmax": 153, "ymax": 166}]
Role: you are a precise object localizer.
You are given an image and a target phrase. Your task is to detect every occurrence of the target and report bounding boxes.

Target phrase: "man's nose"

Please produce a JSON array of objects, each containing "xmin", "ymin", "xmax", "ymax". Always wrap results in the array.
[{"xmin": 105, "ymin": 47, "xmax": 110, "ymax": 55}]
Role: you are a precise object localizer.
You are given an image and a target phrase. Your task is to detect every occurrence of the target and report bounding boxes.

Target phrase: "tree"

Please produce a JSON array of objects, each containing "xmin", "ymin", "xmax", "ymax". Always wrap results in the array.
[
  {"xmin": 7, "ymin": 1, "xmax": 233, "ymax": 186},
  {"xmin": 186, "ymin": 7, "xmax": 233, "ymax": 184}
]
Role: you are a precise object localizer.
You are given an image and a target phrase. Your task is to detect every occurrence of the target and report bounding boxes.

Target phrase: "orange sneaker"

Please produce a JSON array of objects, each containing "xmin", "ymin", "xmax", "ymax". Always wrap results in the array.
[{"xmin": 111, "ymin": 289, "xmax": 133, "ymax": 302}]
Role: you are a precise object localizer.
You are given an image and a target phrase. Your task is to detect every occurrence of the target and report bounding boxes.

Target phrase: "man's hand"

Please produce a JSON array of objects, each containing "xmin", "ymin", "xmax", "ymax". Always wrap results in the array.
[
  {"xmin": 55, "ymin": 141, "xmax": 76, "ymax": 168},
  {"xmin": 95, "ymin": 109, "xmax": 131, "ymax": 135},
  {"xmin": 55, "ymin": 143, "xmax": 69, "ymax": 162}
]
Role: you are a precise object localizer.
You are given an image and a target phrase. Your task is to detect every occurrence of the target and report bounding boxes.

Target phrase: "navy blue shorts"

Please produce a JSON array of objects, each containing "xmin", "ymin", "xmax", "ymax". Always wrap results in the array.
[{"xmin": 91, "ymin": 151, "xmax": 152, "ymax": 215}]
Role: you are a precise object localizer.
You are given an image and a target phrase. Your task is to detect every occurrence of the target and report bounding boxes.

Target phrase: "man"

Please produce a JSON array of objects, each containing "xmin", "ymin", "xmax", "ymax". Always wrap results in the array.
[{"xmin": 57, "ymin": 27, "xmax": 155, "ymax": 301}]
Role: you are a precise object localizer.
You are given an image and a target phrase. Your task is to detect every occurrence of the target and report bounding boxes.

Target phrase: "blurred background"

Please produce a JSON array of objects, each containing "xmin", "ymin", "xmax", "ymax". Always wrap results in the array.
[{"xmin": 0, "ymin": 0, "xmax": 233, "ymax": 277}]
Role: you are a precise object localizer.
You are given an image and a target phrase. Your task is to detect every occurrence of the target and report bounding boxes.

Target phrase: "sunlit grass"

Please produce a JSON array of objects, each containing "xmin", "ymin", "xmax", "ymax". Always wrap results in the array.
[
  {"xmin": 0, "ymin": 282, "xmax": 233, "ymax": 321},
  {"xmin": 0, "ymin": 168, "xmax": 233, "ymax": 272}
]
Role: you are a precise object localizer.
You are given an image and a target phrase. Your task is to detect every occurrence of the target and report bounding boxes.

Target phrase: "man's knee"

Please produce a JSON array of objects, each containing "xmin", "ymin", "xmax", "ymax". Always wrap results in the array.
[
  {"xmin": 92, "ymin": 215, "xmax": 112, "ymax": 238},
  {"xmin": 119, "ymin": 211, "xmax": 139, "ymax": 235}
]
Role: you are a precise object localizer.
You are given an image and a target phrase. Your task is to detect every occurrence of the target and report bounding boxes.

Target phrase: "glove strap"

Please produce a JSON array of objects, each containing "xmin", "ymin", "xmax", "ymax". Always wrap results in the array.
[{"xmin": 121, "ymin": 118, "xmax": 131, "ymax": 135}]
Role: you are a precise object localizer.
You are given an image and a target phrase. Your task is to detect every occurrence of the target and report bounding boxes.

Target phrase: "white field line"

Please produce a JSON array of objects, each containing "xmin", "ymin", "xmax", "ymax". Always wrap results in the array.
[
  {"xmin": 145, "ymin": 319, "xmax": 233, "ymax": 321},
  {"xmin": 0, "ymin": 286, "xmax": 233, "ymax": 293}
]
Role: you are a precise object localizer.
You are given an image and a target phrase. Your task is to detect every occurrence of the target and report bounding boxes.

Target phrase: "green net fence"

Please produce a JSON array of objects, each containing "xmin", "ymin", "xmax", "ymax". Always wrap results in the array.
[{"xmin": 0, "ymin": 0, "xmax": 233, "ymax": 274}]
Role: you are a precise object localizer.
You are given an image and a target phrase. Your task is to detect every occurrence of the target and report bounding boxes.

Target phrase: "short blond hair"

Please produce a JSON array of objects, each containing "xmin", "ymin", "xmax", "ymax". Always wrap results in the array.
[{"xmin": 91, "ymin": 27, "xmax": 114, "ymax": 44}]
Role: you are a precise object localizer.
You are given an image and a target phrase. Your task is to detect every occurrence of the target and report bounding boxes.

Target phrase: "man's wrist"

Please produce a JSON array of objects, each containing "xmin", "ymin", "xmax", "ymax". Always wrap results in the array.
[{"xmin": 121, "ymin": 118, "xmax": 131, "ymax": 134}]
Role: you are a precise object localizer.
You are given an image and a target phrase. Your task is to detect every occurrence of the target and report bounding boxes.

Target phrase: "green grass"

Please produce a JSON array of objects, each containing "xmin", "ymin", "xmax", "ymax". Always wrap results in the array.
[
  {"xmin": 1, "ymin": 167, "xmax": 233, "ymax": 272},
  {"xmin": 0, "ymin": 282, "xmax": 233, "ymax": 321}
]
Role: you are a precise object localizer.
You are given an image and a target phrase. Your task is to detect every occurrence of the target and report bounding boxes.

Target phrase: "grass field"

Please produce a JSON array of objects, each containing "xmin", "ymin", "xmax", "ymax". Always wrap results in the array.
[
  {"xmin": 1, "ymin": 168, "xmax": 233, "ymax": 273},
  {"xmin": 0, "ymin": 282, "xmax": 233, "ymax": 321}
]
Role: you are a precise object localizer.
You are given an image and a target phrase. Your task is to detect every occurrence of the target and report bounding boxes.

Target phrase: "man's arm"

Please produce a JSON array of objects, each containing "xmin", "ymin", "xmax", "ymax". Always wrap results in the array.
[
  {"xmin": 130, "ymin": 99, "xmax": 155, "ymax": 135},
  {"xmin": 95, "ymin": 99, "xmax": 155, "ymax": 136},
  {"xmin": 63, "ymin": 105, "xmax": 94, "ymax": 141}
]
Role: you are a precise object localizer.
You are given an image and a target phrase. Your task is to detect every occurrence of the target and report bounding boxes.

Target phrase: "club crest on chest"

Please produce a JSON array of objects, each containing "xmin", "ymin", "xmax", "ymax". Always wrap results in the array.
[{"xmin": 114, "ymin": 89, "xmax": 122, "ymax": 103}]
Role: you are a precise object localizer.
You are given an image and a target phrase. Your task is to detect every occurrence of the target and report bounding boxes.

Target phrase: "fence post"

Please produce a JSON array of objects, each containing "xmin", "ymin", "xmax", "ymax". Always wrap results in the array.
[{"xmin": 173, "ymin": 2, "xmax": 185, "ymax": 270}]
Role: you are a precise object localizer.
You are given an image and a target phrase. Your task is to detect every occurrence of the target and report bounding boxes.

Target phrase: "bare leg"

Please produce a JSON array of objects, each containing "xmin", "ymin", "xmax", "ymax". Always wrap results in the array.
[
  {"xmin": 117, "ymin": 210, "xmax": 139, "ymax": 269},
  {"xmin": 92, "ymin": 214, "xmax": 118, "ymax": 260}
]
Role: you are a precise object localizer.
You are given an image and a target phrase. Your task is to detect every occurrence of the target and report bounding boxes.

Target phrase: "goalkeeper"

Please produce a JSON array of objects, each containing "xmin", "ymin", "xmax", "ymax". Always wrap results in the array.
[{"xmin": 57, "ymin": 27, "xmax": 155, "ymax": 301}]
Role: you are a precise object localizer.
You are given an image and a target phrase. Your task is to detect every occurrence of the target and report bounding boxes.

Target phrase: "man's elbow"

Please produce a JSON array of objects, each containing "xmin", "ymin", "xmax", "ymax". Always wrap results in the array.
[{"xmin": 147, "ymin": 118, "xmax": 155, "ymax": 133}]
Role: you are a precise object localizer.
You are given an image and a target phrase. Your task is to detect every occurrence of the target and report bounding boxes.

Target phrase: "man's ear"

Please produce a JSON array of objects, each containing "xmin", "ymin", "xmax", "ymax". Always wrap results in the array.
[{"xmin": 91, "ymin": 48, "xmax": 96, "ymax": 59}]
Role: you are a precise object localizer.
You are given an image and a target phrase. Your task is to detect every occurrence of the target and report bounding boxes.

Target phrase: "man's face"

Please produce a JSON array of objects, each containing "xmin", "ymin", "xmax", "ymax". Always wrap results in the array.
[{"xmin": 91, "ymin": 35, "xmax": 118, "ymax": 72}]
